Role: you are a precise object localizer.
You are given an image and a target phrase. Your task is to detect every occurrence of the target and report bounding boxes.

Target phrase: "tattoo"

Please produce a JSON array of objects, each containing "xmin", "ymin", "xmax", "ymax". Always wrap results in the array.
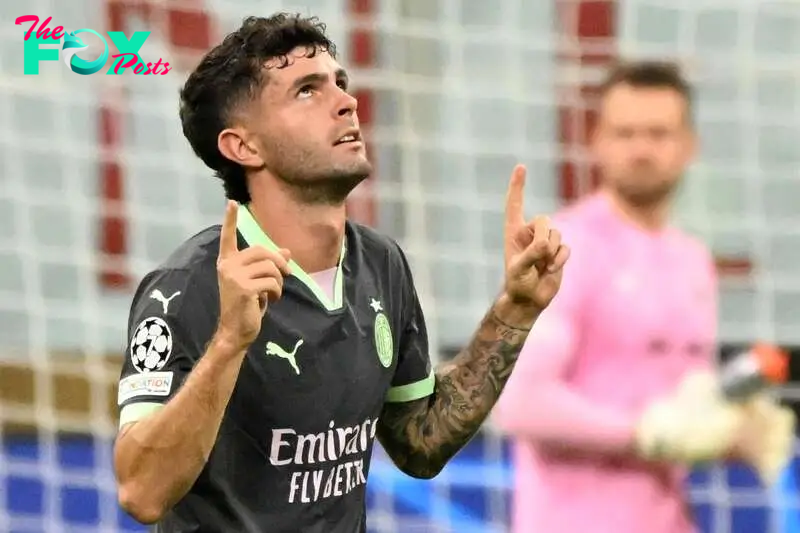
[{"xmin": 376, "ymin": 307, "xmax": 530, "ymax": 478}]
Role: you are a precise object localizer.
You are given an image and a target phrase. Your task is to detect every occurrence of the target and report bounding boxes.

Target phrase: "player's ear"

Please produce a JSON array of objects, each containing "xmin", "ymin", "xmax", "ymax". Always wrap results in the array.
[{"xmin": 218, "ymin": 127, "xmax": 265, "ymax": 169}]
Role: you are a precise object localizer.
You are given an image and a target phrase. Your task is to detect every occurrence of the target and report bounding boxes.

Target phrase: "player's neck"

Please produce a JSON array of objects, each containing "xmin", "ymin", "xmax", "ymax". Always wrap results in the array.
[
  {"xmin": 247, "ymin": 189, "xmax": 346, "ymax": 275},
  {"xmin": 603, "ymin": 190, "xmax": 671, "ymax": 232}
]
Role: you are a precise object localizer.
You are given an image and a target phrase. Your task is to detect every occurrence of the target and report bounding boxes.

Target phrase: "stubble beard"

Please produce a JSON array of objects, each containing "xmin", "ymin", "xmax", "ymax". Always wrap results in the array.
[
  {"xmin": 271, "ymin": 147, "xmax": 373, "ymax": 206},
  {"xmin": 614, "ymin": 171, "xmax": 682, "ymax": 209}
]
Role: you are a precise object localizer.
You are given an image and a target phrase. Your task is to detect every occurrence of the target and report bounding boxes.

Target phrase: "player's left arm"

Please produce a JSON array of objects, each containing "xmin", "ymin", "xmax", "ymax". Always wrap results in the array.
[
  {"xmin": 376, "ymin": 165, "xmax": 569, "ymax": 479},
  {"xmin": 377, "ymin": 293, "xmax": 538, "ymax": 479},
  {"xmin": 698, "ymin": 244, "xmax": 797, "ymax": 485}
]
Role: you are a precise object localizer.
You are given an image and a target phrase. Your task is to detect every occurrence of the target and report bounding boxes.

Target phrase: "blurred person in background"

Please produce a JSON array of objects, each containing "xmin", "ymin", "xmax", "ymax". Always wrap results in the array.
[{"xmin": 494, "ymin": 61, "xmax": 795, "ymax": 533}]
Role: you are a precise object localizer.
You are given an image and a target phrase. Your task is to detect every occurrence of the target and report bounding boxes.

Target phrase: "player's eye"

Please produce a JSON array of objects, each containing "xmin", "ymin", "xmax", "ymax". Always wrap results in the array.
[
  {"xmin": 297, "ymin": 85, "xmax": 315, "ymax": 99},
  {"xmin": 336, "ymin": 79, "xmax": 348, "ymax": 91}
]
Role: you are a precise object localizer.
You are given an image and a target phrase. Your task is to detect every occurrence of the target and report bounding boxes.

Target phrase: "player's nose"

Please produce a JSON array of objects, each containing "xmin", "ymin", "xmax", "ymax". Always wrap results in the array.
[
  {"xmin": 630, "ymin": 136, "xmax": 658, "ymax": 158},
  {"xmin": 336, "ymin": 90, "xmax": 358, "ymax": 118}
]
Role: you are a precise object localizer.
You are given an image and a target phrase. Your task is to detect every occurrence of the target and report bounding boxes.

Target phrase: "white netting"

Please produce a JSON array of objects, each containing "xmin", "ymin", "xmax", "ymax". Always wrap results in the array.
[{"xmin": 0, "ymin": 0, "xmax": 798, "ymax": 532}]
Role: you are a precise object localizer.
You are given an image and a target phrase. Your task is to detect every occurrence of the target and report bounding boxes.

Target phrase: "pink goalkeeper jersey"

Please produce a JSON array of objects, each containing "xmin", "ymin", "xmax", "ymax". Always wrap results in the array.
[{"xmin": 494, "ymin": 192, "xmax": 718, "ymax": 533}]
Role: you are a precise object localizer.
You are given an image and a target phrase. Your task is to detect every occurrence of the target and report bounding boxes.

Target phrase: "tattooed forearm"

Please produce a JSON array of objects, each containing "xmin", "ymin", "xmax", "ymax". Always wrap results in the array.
[{"xmin": 377, "ymin": 294, "xmax": 538, "ymax": 479}]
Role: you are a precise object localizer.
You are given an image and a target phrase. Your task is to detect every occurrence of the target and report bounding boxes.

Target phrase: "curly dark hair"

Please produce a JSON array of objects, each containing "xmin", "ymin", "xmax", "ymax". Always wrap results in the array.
[{"xmin": 178, "ymin": 14, "xmax": 337, "ymax": 203}]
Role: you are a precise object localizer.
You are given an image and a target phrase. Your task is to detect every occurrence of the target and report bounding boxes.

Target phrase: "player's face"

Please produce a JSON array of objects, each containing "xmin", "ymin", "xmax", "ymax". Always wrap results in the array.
[
  {"xmin": 593, "ymin": 84, "xmax": 695, "ymax": 207},
  {"xmin": 251, "ymin": 47, "xmax": 372, "ymax": 204}
]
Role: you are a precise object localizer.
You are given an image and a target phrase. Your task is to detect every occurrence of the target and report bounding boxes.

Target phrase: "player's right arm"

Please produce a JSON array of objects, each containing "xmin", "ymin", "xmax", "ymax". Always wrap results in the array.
[
  {"xmin": 115, "ymin": 300, "xmax": 248, "ymax": 524},
  {"xmin": 114, "ymin": 201, "xmax": 290, "ymax": 524},
  {"xmin": 493, "ymin": 224, "xmax": 637, "ymax": 455}
]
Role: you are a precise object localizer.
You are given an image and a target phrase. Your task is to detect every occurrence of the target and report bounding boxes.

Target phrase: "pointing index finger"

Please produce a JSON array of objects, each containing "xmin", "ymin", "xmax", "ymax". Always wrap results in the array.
[
  {"xmin": 505, "ymin": 164, "xmax": 527, "ymax": 230},
  {"xmin": 219, "ymin": 200, "xmax": 239, "ymax": 259}
]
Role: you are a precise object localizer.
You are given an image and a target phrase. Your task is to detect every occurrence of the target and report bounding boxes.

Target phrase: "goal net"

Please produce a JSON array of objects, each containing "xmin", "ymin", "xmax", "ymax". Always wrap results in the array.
[{"xmin": 1, "ymin": 0, "xmax": 798, "ymax": 532}]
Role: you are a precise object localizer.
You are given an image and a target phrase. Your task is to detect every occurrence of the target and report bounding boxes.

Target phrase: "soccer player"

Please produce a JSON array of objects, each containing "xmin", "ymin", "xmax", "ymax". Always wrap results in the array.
[
  {"xmin": 112, "ymin": 13, "xmax": 570, "ymax": 533},
  {"xmin": 494, "ymin": 61, "xmax": 796, "ymax": 533}
]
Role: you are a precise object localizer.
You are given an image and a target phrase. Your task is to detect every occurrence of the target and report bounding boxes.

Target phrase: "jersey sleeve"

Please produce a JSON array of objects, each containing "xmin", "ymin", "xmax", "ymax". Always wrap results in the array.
[
  {"xmin": 117, "ymin": 268, "xmax": 216, "ymax": 427},
  {"xmin": 495, "ymin": 217, "xmax": 593, "ymax": 423},
  {"xmin": 385, "ymin": 245, "xmax": 435, "ymax": 403},
  {"xmin": 493, "ymin": 218, "xmax": 641, "ymax": 449}
]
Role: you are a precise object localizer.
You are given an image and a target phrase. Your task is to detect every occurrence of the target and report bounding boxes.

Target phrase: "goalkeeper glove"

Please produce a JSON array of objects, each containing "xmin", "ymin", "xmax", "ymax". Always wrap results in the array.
[
  {"xmin": 731, "ymin": 394, "xmax": 796, "ymax": 486},
  {"xmin": 634, "ymin": 370, "xmax": 744, "ymax": 464}
]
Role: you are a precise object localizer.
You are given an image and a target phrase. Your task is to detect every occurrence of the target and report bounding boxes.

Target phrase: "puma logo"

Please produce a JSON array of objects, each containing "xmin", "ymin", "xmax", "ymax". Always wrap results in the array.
[
  {"xmin": 266, "ymin": 339, "xmax": 304, "ymax": 375},
  {"xmin": 149, "ymin": 289, "xmax": 181, "ymax": 313}
]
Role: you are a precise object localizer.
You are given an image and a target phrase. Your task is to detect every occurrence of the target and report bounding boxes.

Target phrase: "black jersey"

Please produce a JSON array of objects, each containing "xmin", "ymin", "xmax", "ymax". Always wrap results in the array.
[{"xmin": 117, "ymin": 204, "xmax": 434, "ymax": 533}]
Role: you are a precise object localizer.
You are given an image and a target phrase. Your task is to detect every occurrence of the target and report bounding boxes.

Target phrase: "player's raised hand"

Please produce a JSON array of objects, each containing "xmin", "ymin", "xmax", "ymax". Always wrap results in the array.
[
  {"xmin": 216, "ymin": 200, "xmax": 292, "ymax": 349},
  {"xmin": 503, "ymin": 165, "xmax": 570, "ymax": 311}
]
